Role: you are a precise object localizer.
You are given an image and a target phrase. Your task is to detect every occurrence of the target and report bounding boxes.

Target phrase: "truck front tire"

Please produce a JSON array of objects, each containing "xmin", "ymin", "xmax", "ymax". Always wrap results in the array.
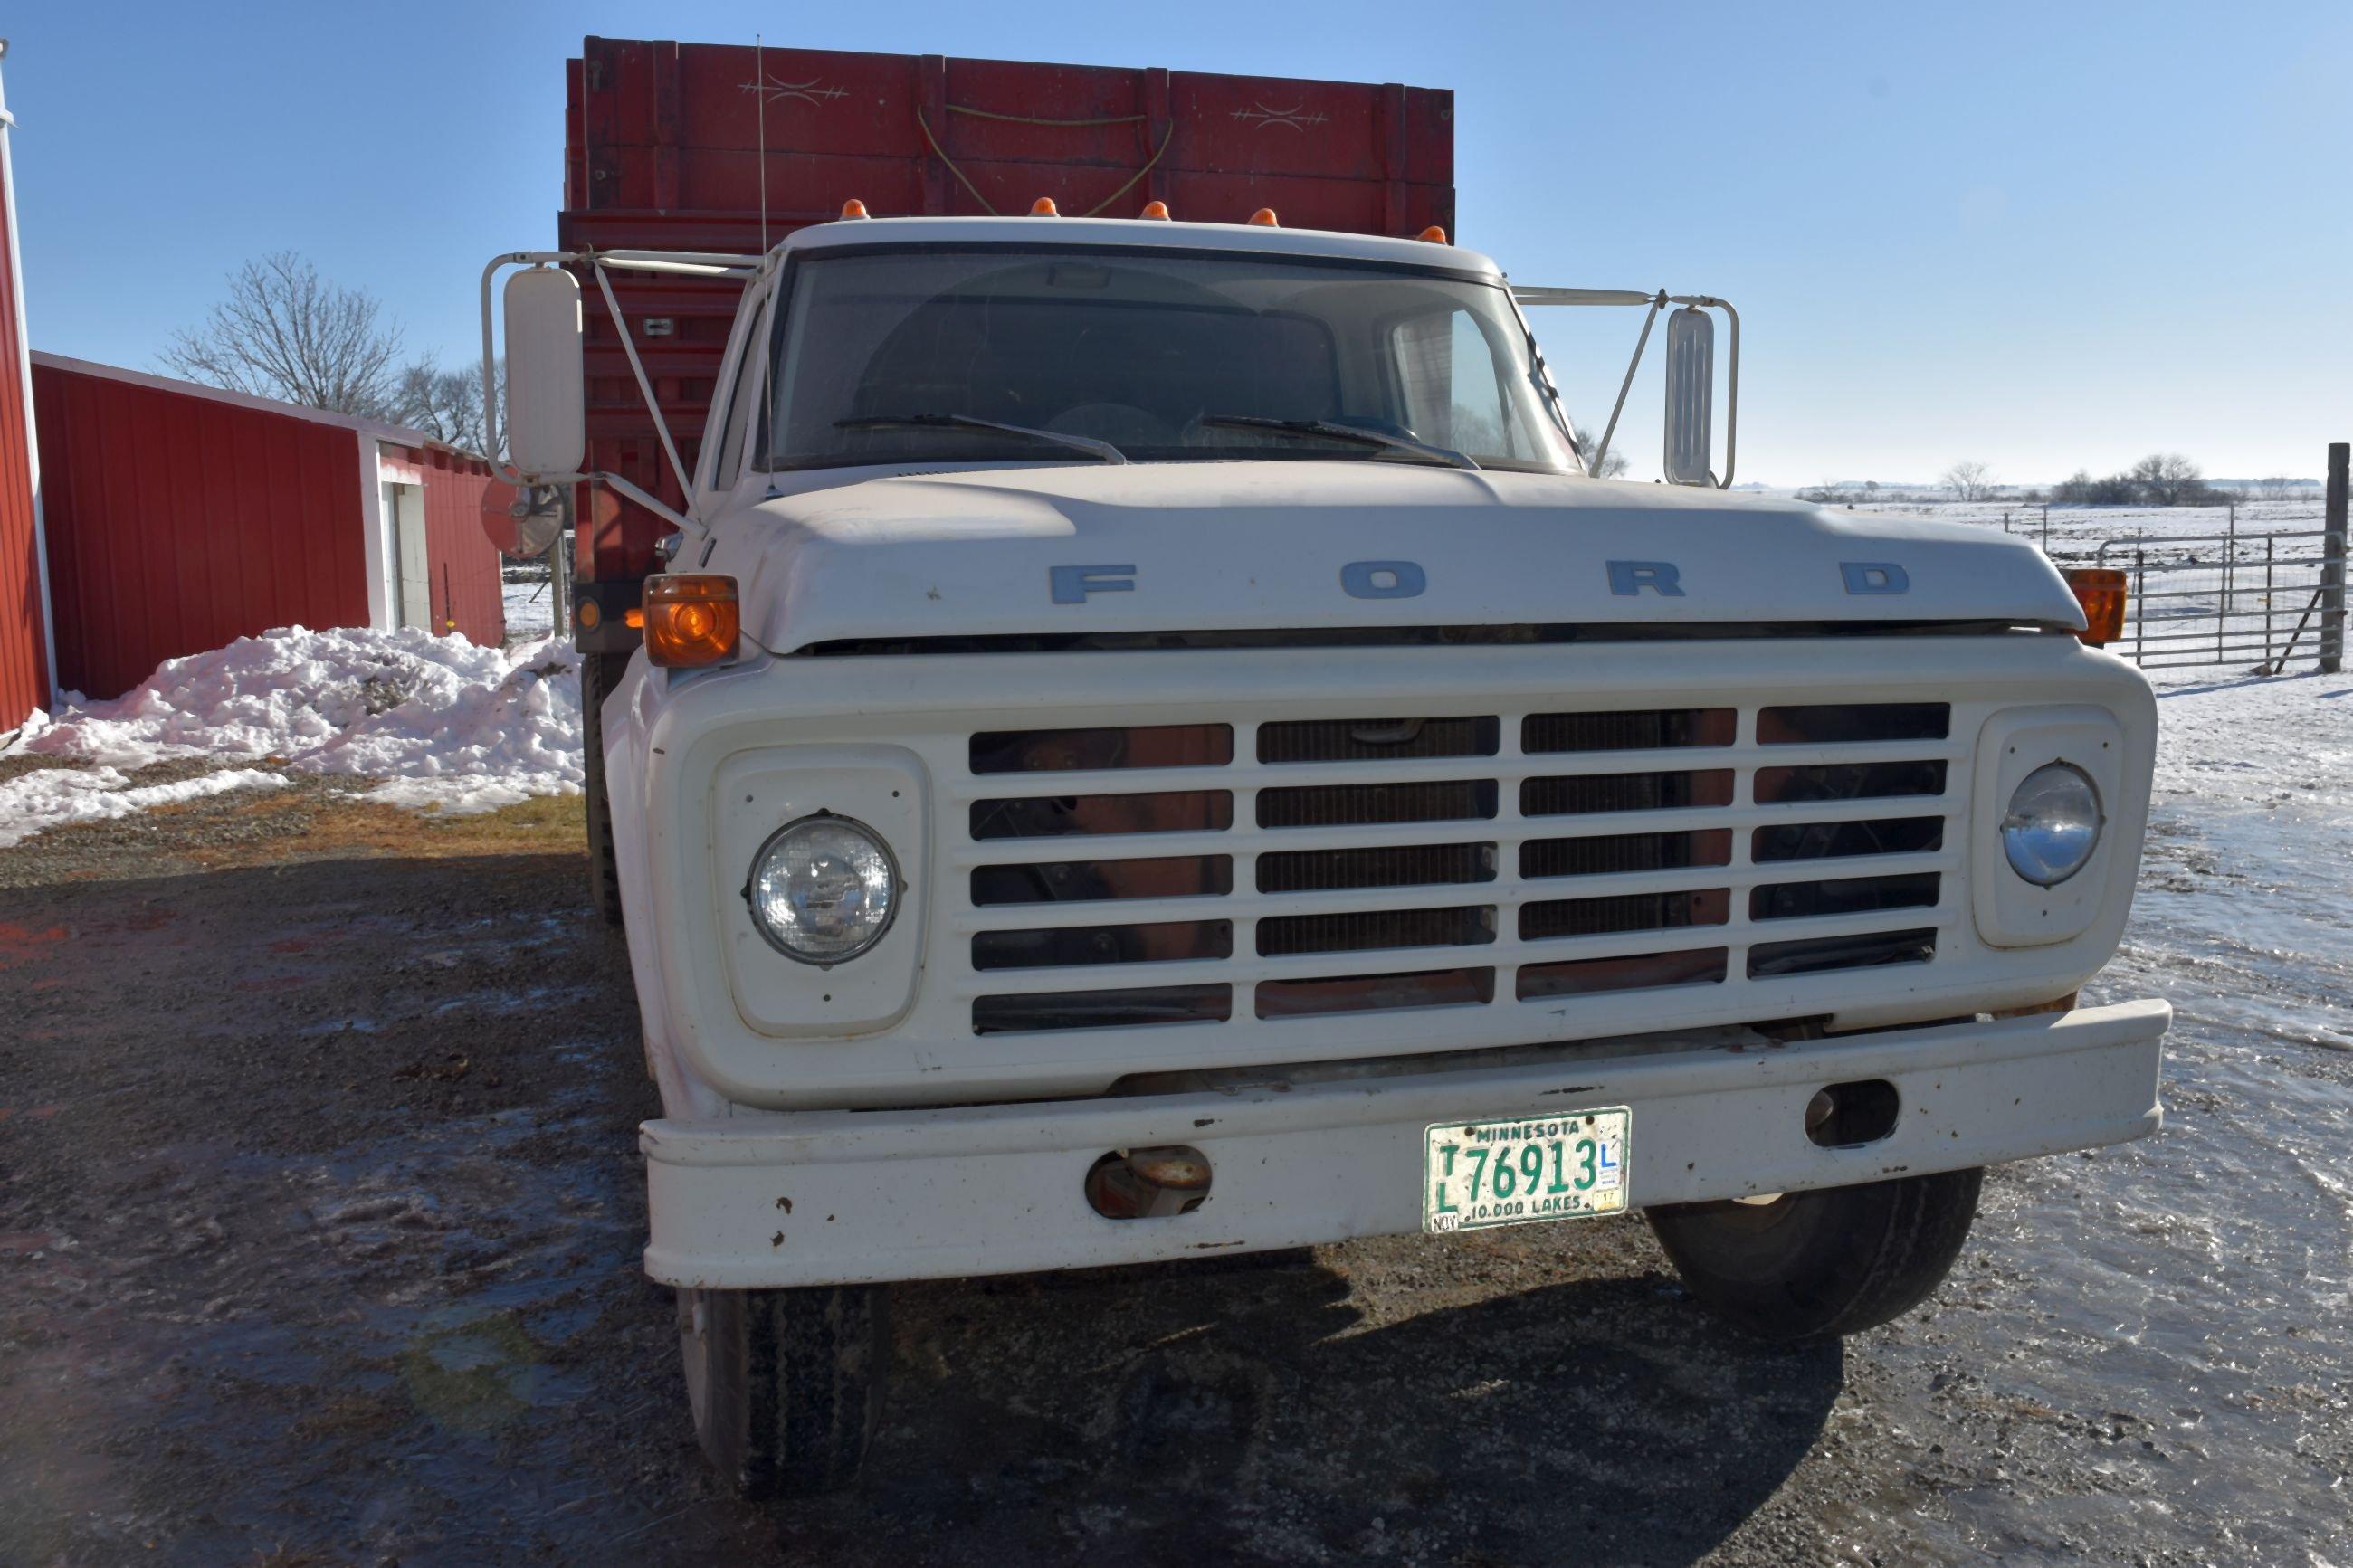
[
  {"xmin": 677, "ymin": 1285, "xmax": 891, "ymax": 1497},
  {"xmin": 1646, "ymin": 1166, "xmax": 1984, "ymax": 1341},
  {"xmin": 579, "ymin": 649, "xmax": 630, "ymax": 927}
]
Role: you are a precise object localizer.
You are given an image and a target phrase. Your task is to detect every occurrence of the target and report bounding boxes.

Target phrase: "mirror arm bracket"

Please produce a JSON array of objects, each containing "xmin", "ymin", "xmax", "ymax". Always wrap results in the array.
[
  {"xmin": 1592, "ymin": 291, "xmax": 1667, "ymax": 480},
  {"xmin": 481, "ymin": 247, "xmax": 763, "ymax": 555},
  {"xmin": 1514, "ymin": 286, "xmax": 1739, "ymax": 488}
]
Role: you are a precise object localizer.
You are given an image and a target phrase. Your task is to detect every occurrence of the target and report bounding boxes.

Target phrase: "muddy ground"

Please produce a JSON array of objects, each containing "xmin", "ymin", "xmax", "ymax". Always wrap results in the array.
[{"xmin": 0, "ymin": 765, "xmax": 2347, "ymax": 1566}]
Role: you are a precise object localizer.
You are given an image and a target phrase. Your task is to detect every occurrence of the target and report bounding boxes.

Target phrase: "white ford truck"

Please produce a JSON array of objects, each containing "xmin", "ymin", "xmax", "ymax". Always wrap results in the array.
[{"xmin": 485, "ymin": 213, "xmax": 2169, "ymax": 1496}]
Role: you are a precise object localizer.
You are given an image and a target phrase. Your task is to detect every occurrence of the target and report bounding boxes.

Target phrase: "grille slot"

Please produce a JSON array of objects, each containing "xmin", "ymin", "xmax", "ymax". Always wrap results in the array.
[
  {"xmin": 1256, "ymin": 967, "xmax": 1495, "ymax": 1019},
  {"xmin": 1522, "ymin": 770, "xmax": 1735, "ymax": 817},
  {"xmin": 1752, "ymin": 817, "xmax": 1943, "ymax": 863},
  {"xmin": 973, "ymin": 920, "xmax": 1233, "ymax": 971},
  {"xmin": 1521, "ymin": 829, "xmax": 1731, "ymax": 880},
  {"xmin": 1750, "ymin": 873, "xmax": 1941, "ymax": 922},
  {"xmin": 972, "ymin": 855, "xmax": 1233, "ymax": 906},
  {"xmin": 1753, "ymin": 760, "xmax": 1947, "ymax": 804},
  {"xmin": 1523, "ymin": 708, "xmax": 1736, "ymax": 754},
  {"xmin": 973, "ymin": 984, "xmax": 1232, "ymax": 1034},
  {"xmin": 1258, "ymin": 842, "xmax": 1496, "ymax": 893},
  {"xmin": 1258, "ymin": 779, "xmax": 1498, "ymax": 829},
  {"xmin": 971, "ymin": 790, "xmax": 1232, "ymax": 840},
  {"xmin": 970, "ymin": 723, "xmax": 1232, "ymax": 774},
  {"xmin": 1748, "ymin": 928, "xmax": 1938, "ymax": 979},
  {"xmin": 1758, "ymin": 704, "xmax": 1949, "ymax": 745},
  {"xmin": 1256, "ymin": 905, "xmax": 1495, "ymax": 957},
  {"xmin": 1258, "ymin": 716, "xmax": 1499, "ymax": 764},
  {"xmin": 1518, "ymin": 947, "xmax": 1729, "ymax": 1001},
  {"xmin": 1520, "ymin": 889, "xmax": 1730, "ymax": 941}
]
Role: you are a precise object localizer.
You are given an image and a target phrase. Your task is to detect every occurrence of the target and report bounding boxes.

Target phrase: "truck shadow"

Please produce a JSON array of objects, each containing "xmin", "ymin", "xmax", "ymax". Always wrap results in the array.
[{"xmin": 788, "ymin": 1250, "xmax": 1843, "ymax": 1567}]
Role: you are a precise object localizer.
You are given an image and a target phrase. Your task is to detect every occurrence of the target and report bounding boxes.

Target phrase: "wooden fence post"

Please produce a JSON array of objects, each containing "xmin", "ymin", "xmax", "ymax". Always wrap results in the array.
[{"xmin": 2322, "ymin": 442, "xmax": 2348, "ymax": 675}]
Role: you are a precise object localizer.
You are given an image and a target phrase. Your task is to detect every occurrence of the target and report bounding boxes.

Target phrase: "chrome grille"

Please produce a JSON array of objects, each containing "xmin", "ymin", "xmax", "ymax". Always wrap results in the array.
[{"xmin": 956, "ymin": 700, "xmax": 1959, "ymax": 1035}]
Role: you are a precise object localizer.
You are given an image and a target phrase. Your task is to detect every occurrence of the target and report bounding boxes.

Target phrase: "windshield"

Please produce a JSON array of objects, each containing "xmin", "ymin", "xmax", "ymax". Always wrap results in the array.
[{"xmin": 761, "ymin": 246, "xmax": 1577, "ymax": 473}]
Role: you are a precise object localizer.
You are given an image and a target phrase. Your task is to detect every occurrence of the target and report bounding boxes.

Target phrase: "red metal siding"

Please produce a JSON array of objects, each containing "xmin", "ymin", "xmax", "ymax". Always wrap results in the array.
[
  {"xmin": 561, "ymin": 40, "xmax": 1456, "ymax": 589},
  {"xmin": 0, "ymin": 131, "xmax": 45, "ymax": 731},
  {"xmin": 386, "ymin": 442, "xmax": 506, "ymax": 647},
  {"xmin": 32, "ymin": 363, "xmax": 369, "ymax": 700}
]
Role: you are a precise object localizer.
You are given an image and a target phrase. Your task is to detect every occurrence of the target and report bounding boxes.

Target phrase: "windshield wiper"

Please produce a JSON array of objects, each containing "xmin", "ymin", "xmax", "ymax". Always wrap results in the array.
[
  {"xmin": 834, "ymin": 413, "xmax": 1128, "ymax": 465},
  {"xmin": 1195, "ymin": 414, "xmax": 1481, "ymax": 471}
]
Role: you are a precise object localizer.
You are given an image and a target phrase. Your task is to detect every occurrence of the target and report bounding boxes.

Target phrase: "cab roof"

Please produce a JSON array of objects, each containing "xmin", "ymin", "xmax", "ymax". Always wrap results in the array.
[{"xmin": 779, "ymin": 214, "xmax": 1503, "ymax": 278}]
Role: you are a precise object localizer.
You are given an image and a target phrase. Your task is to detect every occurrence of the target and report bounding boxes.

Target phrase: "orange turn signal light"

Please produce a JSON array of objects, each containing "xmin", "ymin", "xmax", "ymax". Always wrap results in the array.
[
  {"xmin": 1417, "ymin": 224, "xmax": 1448, "ymax": 243},
  {"xmin": 1138, "ymin": 199, "xmax": 1171, "ymax": 220},
  {"xmin": 642, "ymin": 575, "xmax": 740, "ymax": 668},
  {"xmin": 839, "ymin": 198, "xmax": 871, "ymax": 219},
  {"xmin": 623, "ymin": 607, "xmax": 643, "ymax": 630},
  {"xmin": 1246, "ymin": 207, "xmax": 1280, "ymax": 227},
  {"xmin": 2063, "ymin": 567, "xmax": 2127, "ymax": 647},
  {"xmin": 1029, "ymin": 196, "xmax": 1061, "ymax": 216}
]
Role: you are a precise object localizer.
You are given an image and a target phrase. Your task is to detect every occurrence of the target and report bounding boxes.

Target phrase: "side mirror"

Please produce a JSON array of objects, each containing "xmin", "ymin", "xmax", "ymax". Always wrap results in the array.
[
  {"xmin": 503, "ymin": 266, "xmax": 585, "ymax": 479},
  {"xmin": 1662, "ymin": 306, "xmax": 1714, "ymax": 486}
]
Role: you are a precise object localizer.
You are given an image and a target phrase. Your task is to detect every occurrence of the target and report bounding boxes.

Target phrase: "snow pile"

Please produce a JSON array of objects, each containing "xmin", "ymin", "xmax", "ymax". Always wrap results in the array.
[
  {"xmin": 0, "ymin": 765, "xmax": 291, "ymax": 849},
  {"xmin": 13, "ymin": 626, "xmax": 585, "ymax": 818}
]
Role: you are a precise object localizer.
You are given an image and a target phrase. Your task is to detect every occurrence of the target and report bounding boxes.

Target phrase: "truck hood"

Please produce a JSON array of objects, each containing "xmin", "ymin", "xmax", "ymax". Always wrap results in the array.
[{"xmin": 707, "ymin": 461, "xmax": 2085, "ymax": 651}]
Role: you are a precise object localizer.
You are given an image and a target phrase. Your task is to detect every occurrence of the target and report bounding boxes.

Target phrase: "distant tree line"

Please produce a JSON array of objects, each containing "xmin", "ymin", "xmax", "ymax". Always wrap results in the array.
[
  {"xmin": 1801, "ymin": 454, "xmax": 2305, "ymax": 509},
  {"xmin": 2049, "ymin": 453, "xmax": 2233, "ymax": 507},
  {"xmin": 161, "ymin": 252, "xmax": 501, "ymax": 458}
]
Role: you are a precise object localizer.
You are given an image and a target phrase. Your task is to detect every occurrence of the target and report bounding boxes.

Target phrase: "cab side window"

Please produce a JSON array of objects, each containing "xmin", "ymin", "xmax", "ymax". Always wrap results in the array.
[{"xmin": 710, "ymin": 301, "xmax": 769, "ymax": 490}]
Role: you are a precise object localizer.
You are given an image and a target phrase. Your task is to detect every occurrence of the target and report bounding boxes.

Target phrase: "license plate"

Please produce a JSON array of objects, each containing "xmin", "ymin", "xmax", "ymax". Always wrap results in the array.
[{"xmin": 1424, "ymin": 1108, "xmax": 1631, "ymax": 1233}]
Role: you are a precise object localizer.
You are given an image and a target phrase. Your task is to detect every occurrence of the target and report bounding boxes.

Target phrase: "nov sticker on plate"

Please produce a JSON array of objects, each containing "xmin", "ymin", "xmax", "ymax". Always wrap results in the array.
[{"xmin": 1424, "ymin": 1108, "xmax": 1631, "ymax": 1233}]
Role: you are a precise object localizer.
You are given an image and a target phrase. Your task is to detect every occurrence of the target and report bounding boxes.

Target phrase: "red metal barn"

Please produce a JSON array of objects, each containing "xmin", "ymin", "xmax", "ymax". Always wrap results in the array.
[
  {"xmin": 29, "ymin": 356, "xmax": 504, "ymax": 701},
  {"xmin": 0, "ymin": 46, "xmax": 52, "ymax": 735}
]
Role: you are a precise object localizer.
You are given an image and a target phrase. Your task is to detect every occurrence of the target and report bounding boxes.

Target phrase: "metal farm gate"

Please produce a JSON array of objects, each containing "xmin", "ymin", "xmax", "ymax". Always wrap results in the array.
[
  {"xmin": 2059, "ymin": 443, "xmax": 2348, "ymax": 675},
  {"xmin": 2096, "ymin": 527, "xmax": 2345, "ymax": 672}
]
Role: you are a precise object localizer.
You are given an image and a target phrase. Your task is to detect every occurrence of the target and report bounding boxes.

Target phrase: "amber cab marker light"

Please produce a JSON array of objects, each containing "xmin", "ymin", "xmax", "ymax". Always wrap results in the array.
[
  {"xmin": 1138, "ymin": 199, "xmax": 1171, "ymax": 220},
  {"xmin": 1417, "ymin": 224, "xmax": 1449, "ymax": 242},
  {"xmin": 1247, "ymin": 207, "xmax": 1280, "ymax": 227},
  {"xmin": 839, "ymin": 198, "xmax": 870, "ymax": 219},
  {"xmin": 2063, "ymin": 567, "xmax": 2128, "ymax": 647},
  {"xmin": 1029, "ymin": 196, "xmax": 1061, "ymax": 216},
  {"xmin": 623, "ymin": 607, "xmax": 644, "ymax": 630},
  {"xmin": 643, "ymin": 575, "xmax": 740, "ymax": 668}
]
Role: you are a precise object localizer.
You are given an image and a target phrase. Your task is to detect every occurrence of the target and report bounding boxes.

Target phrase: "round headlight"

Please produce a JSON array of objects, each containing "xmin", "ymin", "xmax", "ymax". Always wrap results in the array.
[
  {"xmin": 746, "ymin": 815, "xmax": 900, "ymax": 964},
  {"xmin": 2001, "ymin": 763, "xmax": 2103, "ymax": 887}
]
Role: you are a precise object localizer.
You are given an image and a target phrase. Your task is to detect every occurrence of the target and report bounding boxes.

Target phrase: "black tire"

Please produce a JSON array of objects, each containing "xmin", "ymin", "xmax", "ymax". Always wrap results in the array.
[
  {"xmin": 1646, "ymin": 1167, "xmax": 1985, "ymax": 1341},
  {"xmin": 580, "ymin": 649, "xmax": 630, "ymax": 927},
  {"xmin": 677, "ymin": 1286, "xmax": 890, "ymax": 1498}
]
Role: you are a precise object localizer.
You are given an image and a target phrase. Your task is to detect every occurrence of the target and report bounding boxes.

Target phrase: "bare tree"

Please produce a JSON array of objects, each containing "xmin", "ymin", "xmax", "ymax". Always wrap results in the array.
[
  {"xmin": 1941, "ymin": 460, "xmax": 1993, "ymax": 503},
  {"xmin": 2128, "ymin": 452, "xmax": 2205, "ymax": 507},
  {"xmin": 2255, "ymin": 474, "xmax": 2297, "ymax": 502},
  {"xmin": 395, "ymin": 357, "xmax": 503, "ymax": 457},
  {"xmin": 1570, "ymin": 423, "xmax": 1630, "ymax": 479},
  {"xmin": 161, "ymin": 252, "xmax": 404, "ymax": 417}
]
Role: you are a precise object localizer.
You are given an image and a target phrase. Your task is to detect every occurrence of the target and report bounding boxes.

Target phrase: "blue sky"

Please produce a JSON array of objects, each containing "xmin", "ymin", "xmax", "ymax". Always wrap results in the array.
[{"xmin": 5, "ymin": 1, "xmax": 2345, "ymax": 484}]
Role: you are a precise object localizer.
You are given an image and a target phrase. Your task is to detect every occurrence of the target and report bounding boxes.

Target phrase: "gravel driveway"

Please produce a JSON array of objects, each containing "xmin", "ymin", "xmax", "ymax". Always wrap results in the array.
[{"xmin": 0, "ymin": 767, "xmax": 2345, "ymax": 1566}]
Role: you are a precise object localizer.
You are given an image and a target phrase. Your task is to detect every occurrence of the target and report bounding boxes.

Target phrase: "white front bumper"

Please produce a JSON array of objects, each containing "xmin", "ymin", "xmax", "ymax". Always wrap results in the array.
[{"xmin": 641, "ymin": 998, "xmax": 2169, "ymax": 1288}]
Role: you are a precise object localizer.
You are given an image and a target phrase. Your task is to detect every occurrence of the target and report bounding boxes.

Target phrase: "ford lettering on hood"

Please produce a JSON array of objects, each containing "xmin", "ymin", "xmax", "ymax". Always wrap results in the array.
[{"xmin": 701, "ymin": 459, "xmax": 2089, "ymax": 652}]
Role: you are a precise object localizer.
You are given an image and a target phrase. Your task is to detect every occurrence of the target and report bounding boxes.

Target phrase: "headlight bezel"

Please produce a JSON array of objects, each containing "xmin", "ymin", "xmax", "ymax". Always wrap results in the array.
[
  {"xmin": 743, "ymin": 812, "xmax": 903, "ymax": 966},
  {"xmin": 1999, "ymin": 761, "xmax": 2105, "ymax": 888},
  {"xmin": 1969, "ymin": 707, "xmax": 2130, "ymax": 950}
]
